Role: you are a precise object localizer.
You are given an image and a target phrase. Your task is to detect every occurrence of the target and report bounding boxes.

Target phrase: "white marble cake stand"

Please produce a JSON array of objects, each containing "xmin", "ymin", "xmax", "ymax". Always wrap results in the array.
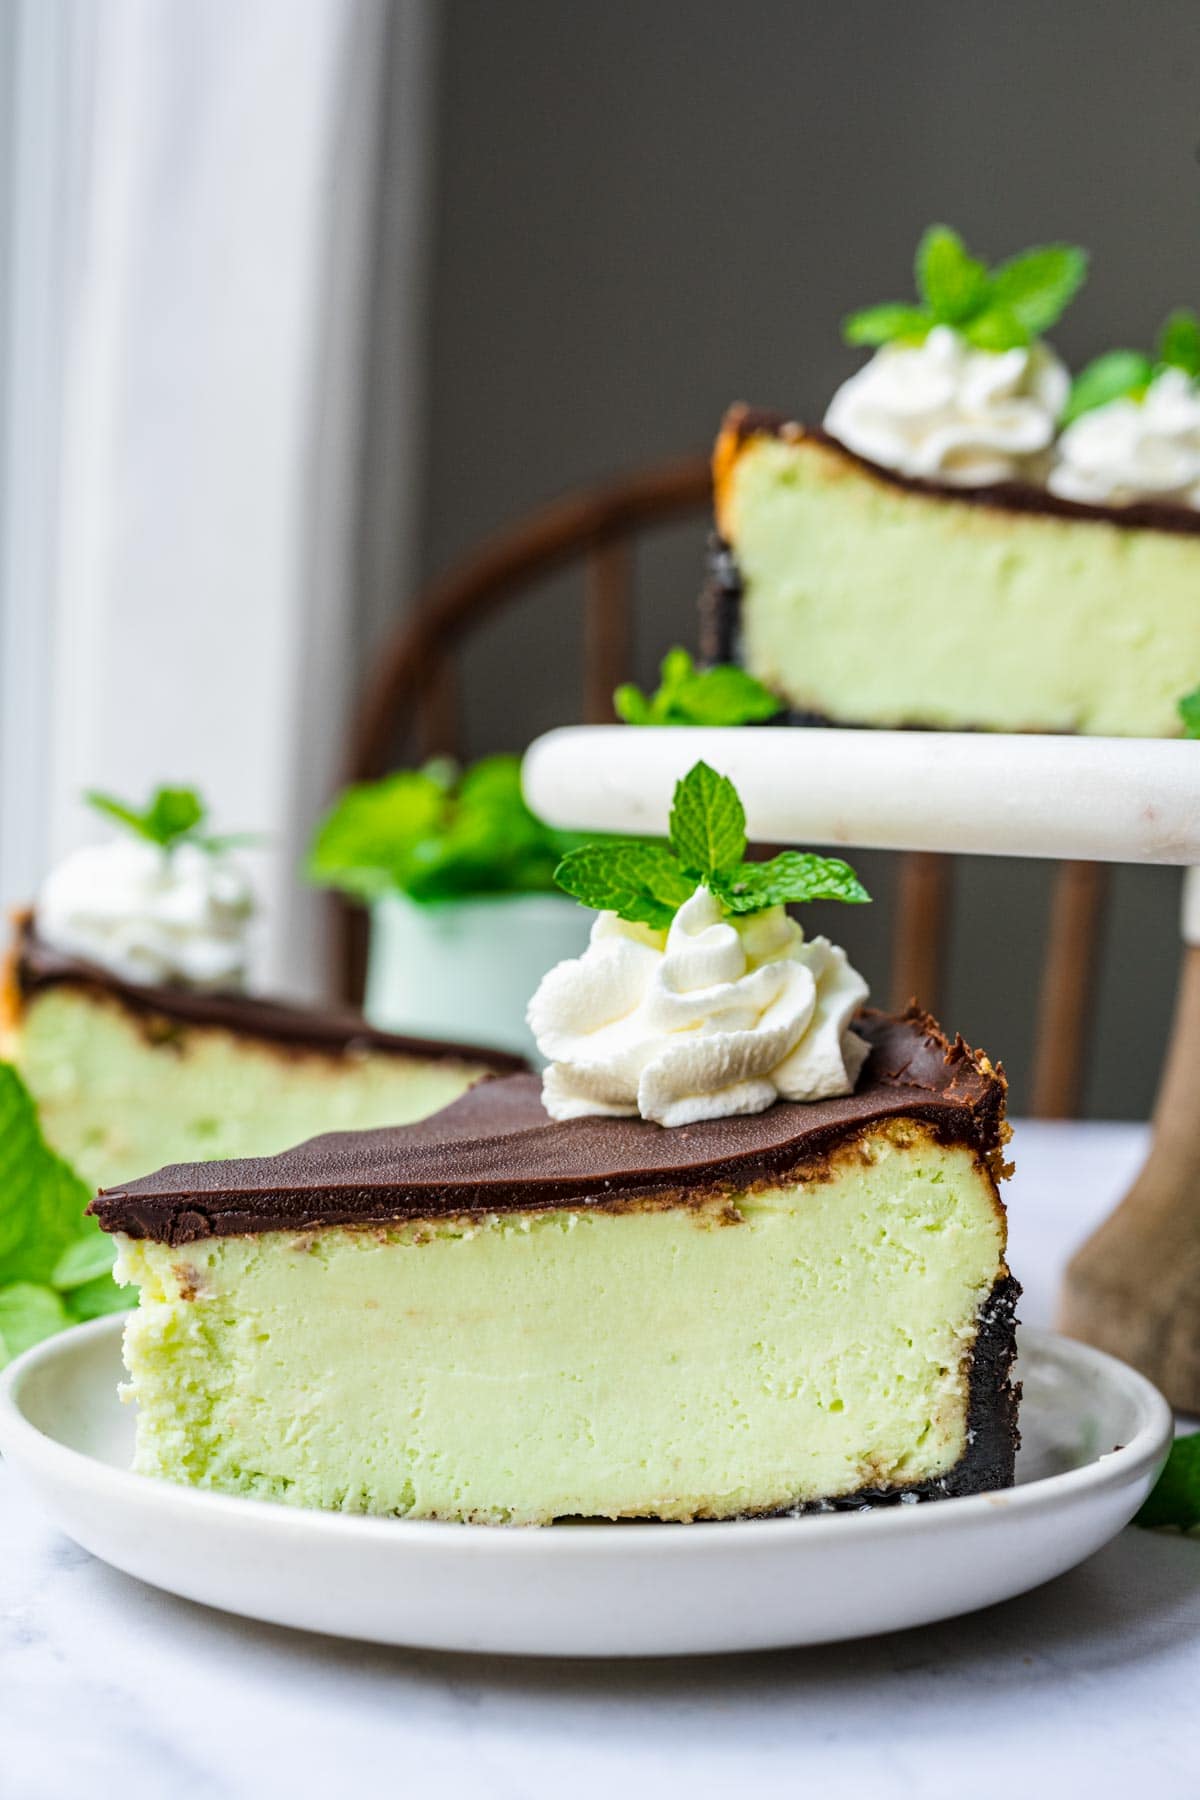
[
  {"xmin": 523, "ymin": 726, "xmax": 1200, "ymax": 864},
  {"xmin": 523, "ymin": 725, "xmax": 1200, "ymax": 1410}
]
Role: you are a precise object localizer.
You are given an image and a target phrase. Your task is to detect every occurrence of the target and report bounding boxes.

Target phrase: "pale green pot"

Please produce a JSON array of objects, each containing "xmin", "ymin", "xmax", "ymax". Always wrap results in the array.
[{"xmin": 365, "ymin": 892, "xmax": 592, "ymax": 1061}]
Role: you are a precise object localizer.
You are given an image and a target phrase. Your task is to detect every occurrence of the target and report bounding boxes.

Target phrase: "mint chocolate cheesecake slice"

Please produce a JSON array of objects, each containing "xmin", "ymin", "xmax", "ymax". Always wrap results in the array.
[
  {"xmin": 94, "ymin": 1008, "xmax": 1018, "ymax": 1524},
  {"xmin": 711, "ymin": 230, "xmax": 1200, "ymax": 736},
  {"xmin": 710, "ymin": 408, "xmax": 1200, "ymax": 738},
  {"xmin": 4, "ymin": 917, "xmax": 524, "ymax": 1193}
]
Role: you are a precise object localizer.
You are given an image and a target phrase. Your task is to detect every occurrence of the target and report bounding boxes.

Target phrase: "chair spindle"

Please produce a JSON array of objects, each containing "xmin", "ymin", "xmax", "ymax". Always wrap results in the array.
[
  {"xmin": 416, "ymin": 655, "xmax": 460, "ymax": 761},
  {"xmin": 1030, "ymin": 861, "xmax": 1109, "ymax": 1119},
  {"xmin": 583, "ymin": 537, "xmax": 633, "ymax": 723},
  {"xmin": 889, "ymin": 852, "xmax": 952, "ymax": 1016}
]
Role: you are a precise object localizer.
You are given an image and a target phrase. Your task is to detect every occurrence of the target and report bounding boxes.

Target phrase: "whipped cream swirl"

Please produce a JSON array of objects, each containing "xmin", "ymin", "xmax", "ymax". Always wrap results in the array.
[
  {"xmin": 528, "ymin": 886, "xmax": 869, "ymax": 1128},
  {"xmin": 1047, "ymin": 367, "xmax": 1200, "ymax": 509},
  {"xmin": 825, "ymin": 324, "xmax": 1069, "ymax": 487},
  {"xmin": 36, "ymin": 838, "xmax": 255, "ymax": 990}
]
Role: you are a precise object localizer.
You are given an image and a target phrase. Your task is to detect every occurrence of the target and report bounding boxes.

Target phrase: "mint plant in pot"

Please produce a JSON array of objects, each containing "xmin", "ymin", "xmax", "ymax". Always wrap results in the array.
[
  {"xmin": 309, "ymin": 661, "xmax": 781, "ymax": 1058},
  {"xmin": 308, "ymin": 756, "xmax": 592, "ymax": 1058}
]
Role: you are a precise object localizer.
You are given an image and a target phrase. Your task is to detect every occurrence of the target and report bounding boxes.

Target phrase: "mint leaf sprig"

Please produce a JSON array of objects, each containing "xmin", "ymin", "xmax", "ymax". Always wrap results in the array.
[
  {"xmin": 308, "ymin": 754, "xmax": 587, "ymax": 906},
  {"xmin": 1135, "ymin": 1432, "xmax": 1200, "ymax": 1533},
  {"xmin": 615, "ymin": 649, "xmax": 782, "ymax": 728},
  {"xmin": 844, "ymin": 225, "xmax": 1088, "ymax": 355},
  {"xmin": 1178, "ymin": 685, "xmax": 1200, "ymax": 739},
  {"xmin": 1062, "ymin": 309, "xmax": 1200, "ymax": 427},
  {"xmin": 554, "ymin": 760, "xmax": 869, "ymax": 930},
  {"xmin": 0, "ymin": 1062, "xmax": 131, "ymax": 1367},
  {"xmin": 86, "ymin": 785, "xmax": 258, "ymax": 855}
]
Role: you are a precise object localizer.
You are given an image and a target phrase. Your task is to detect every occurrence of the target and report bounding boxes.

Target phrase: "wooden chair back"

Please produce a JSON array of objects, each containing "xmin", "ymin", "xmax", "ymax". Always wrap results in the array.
[{"xmin": 339, "ymin": 456, "xmax": 1107, "ymax": 1118}]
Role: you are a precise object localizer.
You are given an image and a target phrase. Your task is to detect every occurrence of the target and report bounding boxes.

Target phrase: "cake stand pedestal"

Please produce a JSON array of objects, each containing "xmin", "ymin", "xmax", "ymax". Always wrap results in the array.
[
  {"xmin": 1058, "ymin": 886, "xmax": 1200, "ymax": 1407},
  {"xmin": 523, "ymin": 725, "xmax": 1200, "ymax": 1412}
]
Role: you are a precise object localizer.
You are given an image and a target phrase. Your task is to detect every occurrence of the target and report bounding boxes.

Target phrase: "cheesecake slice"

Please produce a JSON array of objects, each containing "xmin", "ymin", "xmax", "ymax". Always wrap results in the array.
[
  {"xmin": 710, "ymin": 407, "xmax": 1200, "ymax": 737},
  {"xmin": 3, "ymin": 916, "xmax": 524, "ymax": 1193},
  {"xmin": 94, "ymin": 1008, "xmax": 1018, "ymax": 1524}
]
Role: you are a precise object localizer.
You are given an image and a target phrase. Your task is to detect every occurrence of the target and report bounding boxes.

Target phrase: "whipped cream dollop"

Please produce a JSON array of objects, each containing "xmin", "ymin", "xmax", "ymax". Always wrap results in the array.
[
  {"xmin": 1047, "ymin": 367, "xmax": 1200, "ymax": 509},
  {"xmin": 528, "ymin": 886, "xmax": 869, "ymax": 1128},
  {"xmin": 825, "ymin": 323, "xmax": 1069, "ymax": 487},
  {"xmin": 36, "ymin": 839, "xmax": 255, "ymax": 990}
]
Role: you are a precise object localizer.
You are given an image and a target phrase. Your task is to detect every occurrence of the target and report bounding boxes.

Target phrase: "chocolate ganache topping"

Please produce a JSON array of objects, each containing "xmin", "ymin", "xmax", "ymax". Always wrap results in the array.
[
  {"xmin": 719, "ymin": 405, "xmax": 1200, "ymax": 537},
  {"xmin": 92, "ymin": 1008, "xmax": 1006, "ymax": 1244},
  {"xmin": 10, "ymin": 915, "xmax": 525, "ymax": 1076}
]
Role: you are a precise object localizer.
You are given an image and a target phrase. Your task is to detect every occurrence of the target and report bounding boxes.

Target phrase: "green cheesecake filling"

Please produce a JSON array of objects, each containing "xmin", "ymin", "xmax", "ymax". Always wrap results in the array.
[
  {"xmin": 17, "ymin": 989, "xmax": 487, "ymax": 1192},
  {"xmin": 116, "ymin": 1120, "xmax": 1005, "ymax": 1524},
  {"xmin": 724, "ymin": 434, "xmax": 1200, "ymax": 737}
]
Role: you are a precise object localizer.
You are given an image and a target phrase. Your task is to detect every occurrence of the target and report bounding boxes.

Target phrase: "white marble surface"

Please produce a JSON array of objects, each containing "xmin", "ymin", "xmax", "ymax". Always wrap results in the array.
[{"xmin": 4, "ymin": 1122, "xmax": 1199, "ymax": 1800}]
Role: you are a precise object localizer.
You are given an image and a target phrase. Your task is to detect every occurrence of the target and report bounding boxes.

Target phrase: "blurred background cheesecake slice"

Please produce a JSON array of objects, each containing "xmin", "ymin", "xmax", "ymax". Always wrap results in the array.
[
  {"xmin": 2, "ymin": 910, "xmax": 523, "ymax": 1193},
  {"xmin": 711, "ymin": 408, "xmax": 1200, "ymax": 738}
]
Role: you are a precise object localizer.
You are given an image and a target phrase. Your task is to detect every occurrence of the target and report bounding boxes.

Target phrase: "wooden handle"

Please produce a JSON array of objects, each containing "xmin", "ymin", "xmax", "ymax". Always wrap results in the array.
[{"xmin": 1058, "ymin": 940, "xmax": 1200, "ymax": 1410}]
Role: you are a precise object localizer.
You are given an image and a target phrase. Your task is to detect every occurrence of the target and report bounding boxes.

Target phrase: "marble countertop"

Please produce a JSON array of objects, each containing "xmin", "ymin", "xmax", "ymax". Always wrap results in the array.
[{"xmin": 4, "ymin": 1121, "xmax": 1199, "ymax": 1800}]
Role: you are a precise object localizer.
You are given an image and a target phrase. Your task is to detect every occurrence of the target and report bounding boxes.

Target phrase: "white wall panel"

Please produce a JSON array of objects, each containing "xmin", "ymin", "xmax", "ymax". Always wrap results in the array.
[{"xmin": 0, "ymin": 0, "xmax": 436, "ymax": 997}]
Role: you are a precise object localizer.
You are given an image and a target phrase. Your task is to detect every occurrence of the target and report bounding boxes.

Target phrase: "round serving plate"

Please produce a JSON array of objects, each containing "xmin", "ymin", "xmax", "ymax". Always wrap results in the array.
[{"xmin": 0, "ymin": 1317, "xmax": 1171, "ymax": 1659}]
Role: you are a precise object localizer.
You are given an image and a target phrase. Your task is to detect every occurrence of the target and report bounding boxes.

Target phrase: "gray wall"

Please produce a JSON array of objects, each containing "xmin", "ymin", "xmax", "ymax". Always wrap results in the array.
[{"xmin": 403, "ymin": 0, "xmax": 1200, "ymax": 1116}]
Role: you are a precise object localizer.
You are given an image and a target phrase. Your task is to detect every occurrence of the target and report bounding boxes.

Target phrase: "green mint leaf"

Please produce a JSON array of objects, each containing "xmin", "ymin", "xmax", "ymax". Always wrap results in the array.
[
  {"xmin": 1178, "ymin": 685, "xmax": 1200, "ymax": 738},
  {"xmin": 1156, "ymin": 308, "xmax": 1200, "ymax": 379},
  {"xmin": 624, "ymin": 648, "xmax": 685, "ymax": 724},
  {"xmin": 961, "ymin": 305, "xmax": 1030, "ymax": 352},
  {"xmin": 87, "ymin": 785, "xmax": 213, "ymax": 851},
  {"xmin": 849, "ymin": 230, "xmax": 1086, "ymax": 357},
  {"xmin": 144, "ymin": 787, "xmax": 206, "ymax": 845},
  {"xmin": 404, "ymin": 755, "xmax": 583, "ymax": 904},
  {"xmin": 669, "ymin": 762, "xmax": 746, "ymax": 881},
  {"xmin": 0, "ymin": 1063, "xmax": 95, "ymax": 1288},
  {"xmin": 455, "ymin": 754, "xmax": 523, "ymax": 809},
  {"xmin": 616, "ymin": 649, "xmax": 782, "ymax": 728},
  {"xmin": 668, "ymin": 664, "xmax": 782, "ymax": 727},
  {"xmin": 988, "ymin": 244, "xmax": 1088, "ymax": 337},
  {"xmin": 85, "ymin": 792, "xmax": 154, "ymax": 838},
  {"xmin": 307, "ymin": 770, "xmax": 447, "ymax": 901},
  {"xmin": 915, "ymin": 226, "xmax": 989, "ymax": 325},
  {"xmin": 1058, "ymin": 308, "xmax": 1200, "ymax": 431},
  {"xmin": 0, "ymin": 1063, "xmax": 127, "ymax": 1359},
  {"xmin": 613, "ymin": 683, "xmax": 654, "ymax": 725},
  {"xmin": 843, "ymin": 304, "xmax": 932, "ymax": 348},
  {"xmin": 554, "ymin": 842, "xmax": 694, "ymax": 929},
  {"xmin": 714, "ymin": 851, "xmax": 871, "ymax": 914},
  {"xmin": 616, "ymin": 648, "xmax": 704, "ymax": 726},
  {"xmin": 1062, "ymin": 349, "xmax": 1153, "ymax": 426},
  {"xmin": 64, "ymin": 1271, "xmax": 132, "ymax": 1322},
  {"xmin": 554, "ymin": 764, "xmax": 865, "ymax": 930},
  {"xmin": 308, "ymin": 755, "xmax": 581, "ymax": 905},
  {"xmin": 0, "ymin": 1283, "xmax": 71, "ymax": 1367},
  {"xmin": 1135, "ymin": 1433, "xmax": 1200, "ymax": 1532},
  {"xmin": 87, "ymin": 786, "xmax": 207, "ymax": 848},
  {"xmin": 51, "ymin": 1230, "xmax": 117, "ymax": 1291},
  {"xmin": 656, "ymin": 646, "xmax": 694, "ymax": 694}
]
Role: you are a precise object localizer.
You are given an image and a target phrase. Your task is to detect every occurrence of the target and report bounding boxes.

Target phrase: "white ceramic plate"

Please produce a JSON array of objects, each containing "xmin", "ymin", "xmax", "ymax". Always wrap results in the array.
[{"xmin": 0, "ymin": 1316, "xmax": 1172, "ymax": 1658}]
